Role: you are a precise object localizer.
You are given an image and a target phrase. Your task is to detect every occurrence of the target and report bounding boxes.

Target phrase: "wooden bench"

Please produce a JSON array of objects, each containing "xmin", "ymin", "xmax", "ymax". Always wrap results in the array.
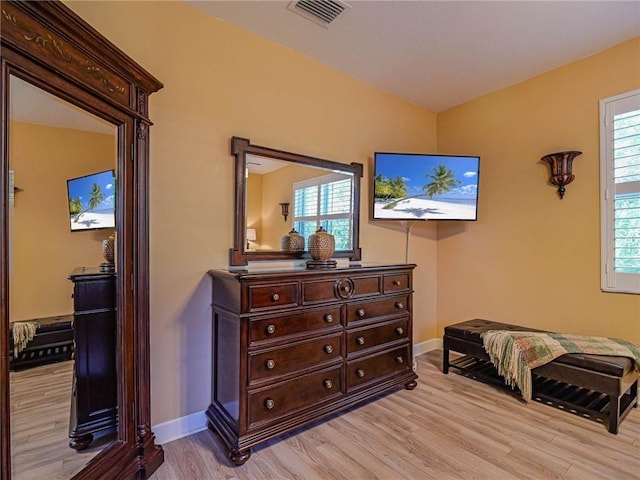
[
  {"xmin": 443, "ymin": 319, "xmax": 639, "ymax": 434},
  {"xmin": 9, "ymin": 315, "xmax": 74, "ymax": 370}
]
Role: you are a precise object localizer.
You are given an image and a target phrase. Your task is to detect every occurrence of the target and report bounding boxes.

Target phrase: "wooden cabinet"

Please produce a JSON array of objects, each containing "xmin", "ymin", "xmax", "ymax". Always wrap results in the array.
[
  {"xmin": 207, "ymin": 264, "xmax": 417, "ymax": 465},
  {"xmin": 68, "ymin": 268, "xmax": 117, "ymax": 450}
]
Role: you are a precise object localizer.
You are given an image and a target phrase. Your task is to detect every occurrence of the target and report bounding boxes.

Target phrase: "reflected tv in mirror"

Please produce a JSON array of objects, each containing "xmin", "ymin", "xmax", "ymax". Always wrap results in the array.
[
  {"xmin": 373, "ymin": 152, "xmax": 480, "ymax": 221},
  {"xmin": 67, "ymin": 169, "xmax": 116, "ymax": 231}
]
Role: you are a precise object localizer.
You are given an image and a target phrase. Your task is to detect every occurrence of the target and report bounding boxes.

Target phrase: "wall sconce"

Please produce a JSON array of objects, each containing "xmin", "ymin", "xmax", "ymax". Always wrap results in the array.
[
  {"xmin": 279, "ymin": 202, "xmax": 290, "ymax": 221},
  {"xmin": 246, "ymin": 228, "xmax": 256, "ymax": 250},
  {"xmin": 541, "ymin": 150, "xmax": 582, "ymax": 199}
]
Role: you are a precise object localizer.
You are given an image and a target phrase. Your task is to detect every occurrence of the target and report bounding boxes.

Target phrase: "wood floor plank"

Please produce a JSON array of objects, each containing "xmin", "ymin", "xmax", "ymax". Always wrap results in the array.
[{"xmin": 155, "ymin": 350, "xmax": 640, "ymax": 479}]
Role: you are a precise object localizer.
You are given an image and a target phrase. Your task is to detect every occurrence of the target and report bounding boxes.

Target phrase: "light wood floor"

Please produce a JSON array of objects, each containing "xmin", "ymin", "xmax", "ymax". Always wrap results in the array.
[
  {"xmin": 154, "ymin": 350, "xmax": 640, "ymax": 480},
  {"xmin": 9, "ymin": 361, "xmax": 108, "ymax": 480}
]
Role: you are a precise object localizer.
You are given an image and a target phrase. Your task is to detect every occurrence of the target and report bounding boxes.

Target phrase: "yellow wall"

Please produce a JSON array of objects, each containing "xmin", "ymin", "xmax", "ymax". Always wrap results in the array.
[
  {"xmin": 437, "ymin": 38, "xmax": 640, "ymax": 341},
  {"xmin": 9, "ymin": 122, "xmax": 115, "ymax": 321},
  {"xmin": 245, "ymin": 173, "xmax": 263, "ymax": 249},
  {"xmin": 66, "ymin": 1, "xmax": 438, "ymax": 426}
]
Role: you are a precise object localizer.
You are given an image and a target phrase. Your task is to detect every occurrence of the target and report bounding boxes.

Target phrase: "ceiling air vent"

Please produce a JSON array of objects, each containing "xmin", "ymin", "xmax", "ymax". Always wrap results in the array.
[{"xmin": 288, "ymin": 0, "xmax": 351, "ymax": 27}]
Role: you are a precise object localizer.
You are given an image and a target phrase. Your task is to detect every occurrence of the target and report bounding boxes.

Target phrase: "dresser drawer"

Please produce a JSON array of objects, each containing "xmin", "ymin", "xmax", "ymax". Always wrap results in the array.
[
  {"xmin": 383, "ymin": 273, "xmax": 410, "ymax": 293},
  {"xmin": 249, "ymin": 306, "xmax": 341, "ymax": 344},
  {"xmin": 249, "ymin": 366, "xmax": 343, "ymax": 427},
  {"xmin": 248, "ymin": 282, "xmax": 298, "ymax": 311},
  {"xmin": 346, "ymin": 295, "xmax": 409, "ymax": 324},
  {"xmin": 346, "ymin": 317, "xmax": 408, "ymax": 357},
  {"xmin": 249, "ymin": 333, "xmax": 342, "ymax": 383},
  {"xmin": 303, "ymin": 275, "xmax": 381, "ymax": 303},
  {"xmin": 346, "ymin": 346, "xmax": 412, "ymax": 392}
]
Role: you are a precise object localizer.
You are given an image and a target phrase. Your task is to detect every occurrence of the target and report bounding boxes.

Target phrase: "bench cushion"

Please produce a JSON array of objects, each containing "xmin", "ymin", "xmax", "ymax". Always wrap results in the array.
[{"xmin": 445, "ymin": 318, "xmax": 633, "ymax": 378}]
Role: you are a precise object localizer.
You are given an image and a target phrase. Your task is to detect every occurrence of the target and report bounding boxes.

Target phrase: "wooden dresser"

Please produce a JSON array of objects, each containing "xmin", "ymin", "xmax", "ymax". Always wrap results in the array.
[
  {"xmin": 207, "ymin": 263, "xmax": 417, "ymax": 465},
  {"xmin": 68, "ymin": 267, "xmax": 118, "ymax": 450}
]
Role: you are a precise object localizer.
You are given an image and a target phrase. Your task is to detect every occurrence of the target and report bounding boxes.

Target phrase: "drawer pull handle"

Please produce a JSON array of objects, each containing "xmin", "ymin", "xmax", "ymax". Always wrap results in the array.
[
  {"xmin": 356, "ymin": 369, "xmax": 365, "ymax": 378},
  {"xmin": 340, "ymin": 284, "xmax": 351, "ymax": 293},
  {"xmin": 271, "ymin": 293, "xmax": 280, "ymax": 301},
  {"xmin": 324, "ymin": 314, "xmax": 334, "ymax": 323},
  {"xmin": 323, "ymin": 345, "xmax": 334, "ymax": 354},
  {"xmin": 323, "ymin": 379, "xmax": 333, "ymax": 389},
  {"xmin": 265, "ymin": 359, "xmax": 275, "ymax": 370},
  {"xmin": 264, "ymin": 398, "xmax": 275, "ymax": 410},
  {"xmin": 356, "ymin": 336, "xmax": 365, "ymax": 346},
  {"xmin": 396, "ymin": 356, "xmax": 404, "ymax": 364},
  {"xmin": 395, "ymin": 302, "xmax": 404, "ymax": 309},
  {"xmin": 396, "ymin": 327, "xmax": 404, "ymax": 335},
  {"xmin": 393, "ymin": 280, "xmax": 401, "ymax": 286},
  {"xmin": 356, "ymin": 308, "xmax": 365, "ymax": 317},
  {"xmin": 266, "ymin": 324, "xmax": 276, "ymax": 335}
]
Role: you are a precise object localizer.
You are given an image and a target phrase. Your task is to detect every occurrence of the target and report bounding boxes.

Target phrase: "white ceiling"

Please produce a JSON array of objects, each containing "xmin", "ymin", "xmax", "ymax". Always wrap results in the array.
[{"xmin": 187, "ymin": 0, "xmax": 640, "ymax": 112}]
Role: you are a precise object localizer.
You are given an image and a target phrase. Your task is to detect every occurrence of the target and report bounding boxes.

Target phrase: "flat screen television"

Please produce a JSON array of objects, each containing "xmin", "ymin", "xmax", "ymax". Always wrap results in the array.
[
  {"xmin": 372, "ymin": 152, "xmax": 480, "ymax": 221},
  {"xmin": 67, "ymin": 169, "xmax": 116, "ymax": 231}
]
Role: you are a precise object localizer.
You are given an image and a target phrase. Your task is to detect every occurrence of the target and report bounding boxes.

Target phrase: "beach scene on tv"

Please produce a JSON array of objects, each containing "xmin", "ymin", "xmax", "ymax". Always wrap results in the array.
[
  {"xmin": 67, "ymin": 170, "xmax": 116, "ymax": 230},
  {"xmin": 373, "ymin": 153, "xmax": 479, "ymax": 220}
]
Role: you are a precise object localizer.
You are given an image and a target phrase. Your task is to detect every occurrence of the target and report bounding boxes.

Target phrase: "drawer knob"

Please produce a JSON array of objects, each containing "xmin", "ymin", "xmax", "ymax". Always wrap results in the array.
[
  {"xmin": 356, "ymin": 336, "xmax": 365, "ymax": 346},
  {"xmin": 396, "ymin": 356, "xmax": 404, "ymax": 364},
  {"xmin": 323, "ymin": 379, "xmax": 333, "ymax": 389},
  {"xmin": 324, "ymin": 314, "xmax": 334, "ymax": 323},
  {"xmin": 323, "ymin": 345, "xmax": 334, "ymax": 354},
  {"xmin": 266, "ymin": 324, "xmax": 276, "ymax": 335},
  {"xmin": 395, "ymin": 302, "xmax": 404, "ymax": 309},
  {"xmin": 265, "ymin": 359, "xmax": 275, "ymax": 370},
  {"xmin": 356, "ymin": 369, "xmax": 365, "ymax": 378},
  {"xmin": 271, "ymin": 293, "xmax": 280, "ymax": 301},
  {"xmin": 264, "ymin": 398, "xmax": 275, "ymax": 410},
  {"xmin": 396, "ymin": 327, "xmax": 404, "ymax": 335},
  {"xmin": 356, "ymin": 308, "xmax": 365, "ymax": 317},
  {"xmin": 393, "ymin": 280, "xmax": 401, "ymax": 286}
]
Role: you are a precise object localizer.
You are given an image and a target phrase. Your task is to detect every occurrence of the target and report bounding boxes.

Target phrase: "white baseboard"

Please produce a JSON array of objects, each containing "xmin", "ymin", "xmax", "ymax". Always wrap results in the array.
[
  {"xmin": 153, "ymin": 337, "xmax": 443, "ymax": 445},
  {"xmin": 153, "ymin": 410, "xmax": 208, "ymax": 445},
  {"xmin": 414, "ymin": 337, "xmax": 442, "ymax": 357}
]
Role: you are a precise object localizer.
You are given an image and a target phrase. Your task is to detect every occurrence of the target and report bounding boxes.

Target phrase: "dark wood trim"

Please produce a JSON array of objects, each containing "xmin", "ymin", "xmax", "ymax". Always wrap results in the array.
[
  {"xmin": 1, "ymin": 1, "xmax": 163, "ymax": 479},
  {"xmin": 229, "ymin": 136, "xmax": 363, "ymax": 266}
]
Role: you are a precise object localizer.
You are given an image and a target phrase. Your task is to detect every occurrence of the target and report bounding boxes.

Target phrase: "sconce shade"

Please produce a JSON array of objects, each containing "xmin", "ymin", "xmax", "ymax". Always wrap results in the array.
[
  {"xmin": 280, "ymin": 202, "xmax": 290, "ymax": 221},
  {"xmin": 541, "ymin": 150, "xmax": 582, "ymax": 199}
]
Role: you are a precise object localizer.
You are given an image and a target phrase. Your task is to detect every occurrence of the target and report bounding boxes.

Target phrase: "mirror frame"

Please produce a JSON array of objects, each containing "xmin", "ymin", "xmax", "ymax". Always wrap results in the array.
[
  {"xmin": 230, "ymin": 136, "xmax": 363, "ymax": 266},
  {"xmin": 1, "ymin": 2, "xmax": 163, "ymax": 479}
]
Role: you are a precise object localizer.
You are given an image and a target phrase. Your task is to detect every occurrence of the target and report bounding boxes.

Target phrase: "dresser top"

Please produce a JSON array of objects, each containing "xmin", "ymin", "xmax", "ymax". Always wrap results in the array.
[{"xmin": 210, "ymin": 263, "xmax": 416, "ymax": 280}]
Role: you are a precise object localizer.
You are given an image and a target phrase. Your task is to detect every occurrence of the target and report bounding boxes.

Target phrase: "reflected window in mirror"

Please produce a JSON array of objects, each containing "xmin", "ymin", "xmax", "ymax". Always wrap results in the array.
[{"xmin": 292, "ymin": 172, "xmax": 354, "ymax": 250}]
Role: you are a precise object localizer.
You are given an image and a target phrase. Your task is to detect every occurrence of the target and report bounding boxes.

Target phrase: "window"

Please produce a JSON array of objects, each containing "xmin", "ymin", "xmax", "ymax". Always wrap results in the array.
[
  {"xmin": 292, "ymin": 172, "xmax": 353, "ymax": 250},
  {"xmin": 600, "ymin": 89, "xmax": 640, "ymax": 293}
]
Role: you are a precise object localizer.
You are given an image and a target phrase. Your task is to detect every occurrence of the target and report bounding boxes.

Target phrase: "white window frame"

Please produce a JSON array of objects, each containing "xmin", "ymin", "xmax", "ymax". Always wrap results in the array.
[
  {"xmin": 292, "ymin": 172, "xmax": 354, "ymax": 246},
  {"xmin": 600, "ymin": 88, "xmax": 640, "ymax": 294}
]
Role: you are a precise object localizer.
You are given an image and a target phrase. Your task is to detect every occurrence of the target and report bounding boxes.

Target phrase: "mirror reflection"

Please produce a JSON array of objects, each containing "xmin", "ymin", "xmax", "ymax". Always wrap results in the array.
[
  {"xmin": 8, "ymin": 76, "xmax": 118, "ymax": 479},
  {"xmin": 245, "ymin": 154, "xmax": 355, "ymax": 252}
]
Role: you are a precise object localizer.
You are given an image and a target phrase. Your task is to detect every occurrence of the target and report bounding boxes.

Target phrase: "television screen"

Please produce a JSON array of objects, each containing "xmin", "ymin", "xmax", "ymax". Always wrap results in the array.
[
  {"xmin": 67, "ymin": 169, "xmax": 116, "ymax": 231},
  {"xmin": 372, "ymin": 152, "xmax": 480, "ymax": 221}
]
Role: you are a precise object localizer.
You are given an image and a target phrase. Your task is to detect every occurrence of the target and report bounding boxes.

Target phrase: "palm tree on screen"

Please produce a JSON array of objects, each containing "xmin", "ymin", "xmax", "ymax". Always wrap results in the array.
[
  {"xmin": 423, "ymin": 164, "xmax": 460, "ymax": 198},
  {"xmin": 73, "ymin": 183, "xmax": 104, "ymax": 223}
]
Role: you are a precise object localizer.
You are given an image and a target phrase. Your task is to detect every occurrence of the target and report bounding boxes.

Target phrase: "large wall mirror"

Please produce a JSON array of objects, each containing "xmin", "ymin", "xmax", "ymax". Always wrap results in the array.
[
  {"xmin": 1, "ymin": 2, "xmax": 163, "ymax": 479},
  {"xmin": 230, "ymin": 136, "xmax": 363, "ymax": 266}
]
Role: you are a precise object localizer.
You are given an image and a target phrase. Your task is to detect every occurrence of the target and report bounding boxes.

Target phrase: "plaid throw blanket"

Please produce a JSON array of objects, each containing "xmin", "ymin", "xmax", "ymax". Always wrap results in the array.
[
  {"xmin": 481, "ymin": 330, "xmax": 640, "ymax": 402},
  {"xmin": 11, "ymin": 321, "xmax": 39, "ymax": 357}
]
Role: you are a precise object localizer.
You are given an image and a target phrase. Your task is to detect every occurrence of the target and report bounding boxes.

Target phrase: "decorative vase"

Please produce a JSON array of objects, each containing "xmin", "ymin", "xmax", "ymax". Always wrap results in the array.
[
  {"xmin": 281, "ymin": 228, "xmax": 305, "ymax": 252},
  {"xmin": 100, "ymin": 234, "xmax": 116, "ymax": 272},
  {"xmin": 307, "ymin": 226, "xmax": 337, "ymax": 269}
]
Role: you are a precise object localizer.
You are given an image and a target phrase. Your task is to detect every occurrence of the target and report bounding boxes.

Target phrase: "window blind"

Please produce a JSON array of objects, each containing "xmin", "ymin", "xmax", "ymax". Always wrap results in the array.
[{"xmin": 613, "ymin": 109, "xmax": 640, "ymax": 274}]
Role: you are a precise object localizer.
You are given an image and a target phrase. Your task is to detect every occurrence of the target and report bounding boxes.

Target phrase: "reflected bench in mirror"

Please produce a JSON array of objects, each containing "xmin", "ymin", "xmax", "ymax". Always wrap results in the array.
[
  {"xmin": 229, "ymin": 136, "xmax": 363, "ymax": 266},
  {"xmin": 9, "ymin": 315, "xmax": 74, "ymax": 371}
]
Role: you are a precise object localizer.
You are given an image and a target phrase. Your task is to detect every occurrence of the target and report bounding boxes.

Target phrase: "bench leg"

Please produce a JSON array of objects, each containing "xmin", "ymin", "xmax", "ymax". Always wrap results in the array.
[
  {"xmin": 631, "ymin": 381, "xmax": 638, "ymax": 408},
  {"xmin": 608, "ymin": 394, "xmax": 620, "ymax": 434},
  {"xmin": 442, "ymin": 346, "xmax": 450, "ymax": 374}
]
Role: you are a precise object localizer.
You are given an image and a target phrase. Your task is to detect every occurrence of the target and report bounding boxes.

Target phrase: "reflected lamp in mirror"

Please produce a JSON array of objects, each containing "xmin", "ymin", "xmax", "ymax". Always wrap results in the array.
[
  {"xmin": 541, "ymin": 151, "xmax": 582, "ymax": 199},
  {"xmin": 246, "ymin": 228, "xmax": 257, "ymax": 250}
]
